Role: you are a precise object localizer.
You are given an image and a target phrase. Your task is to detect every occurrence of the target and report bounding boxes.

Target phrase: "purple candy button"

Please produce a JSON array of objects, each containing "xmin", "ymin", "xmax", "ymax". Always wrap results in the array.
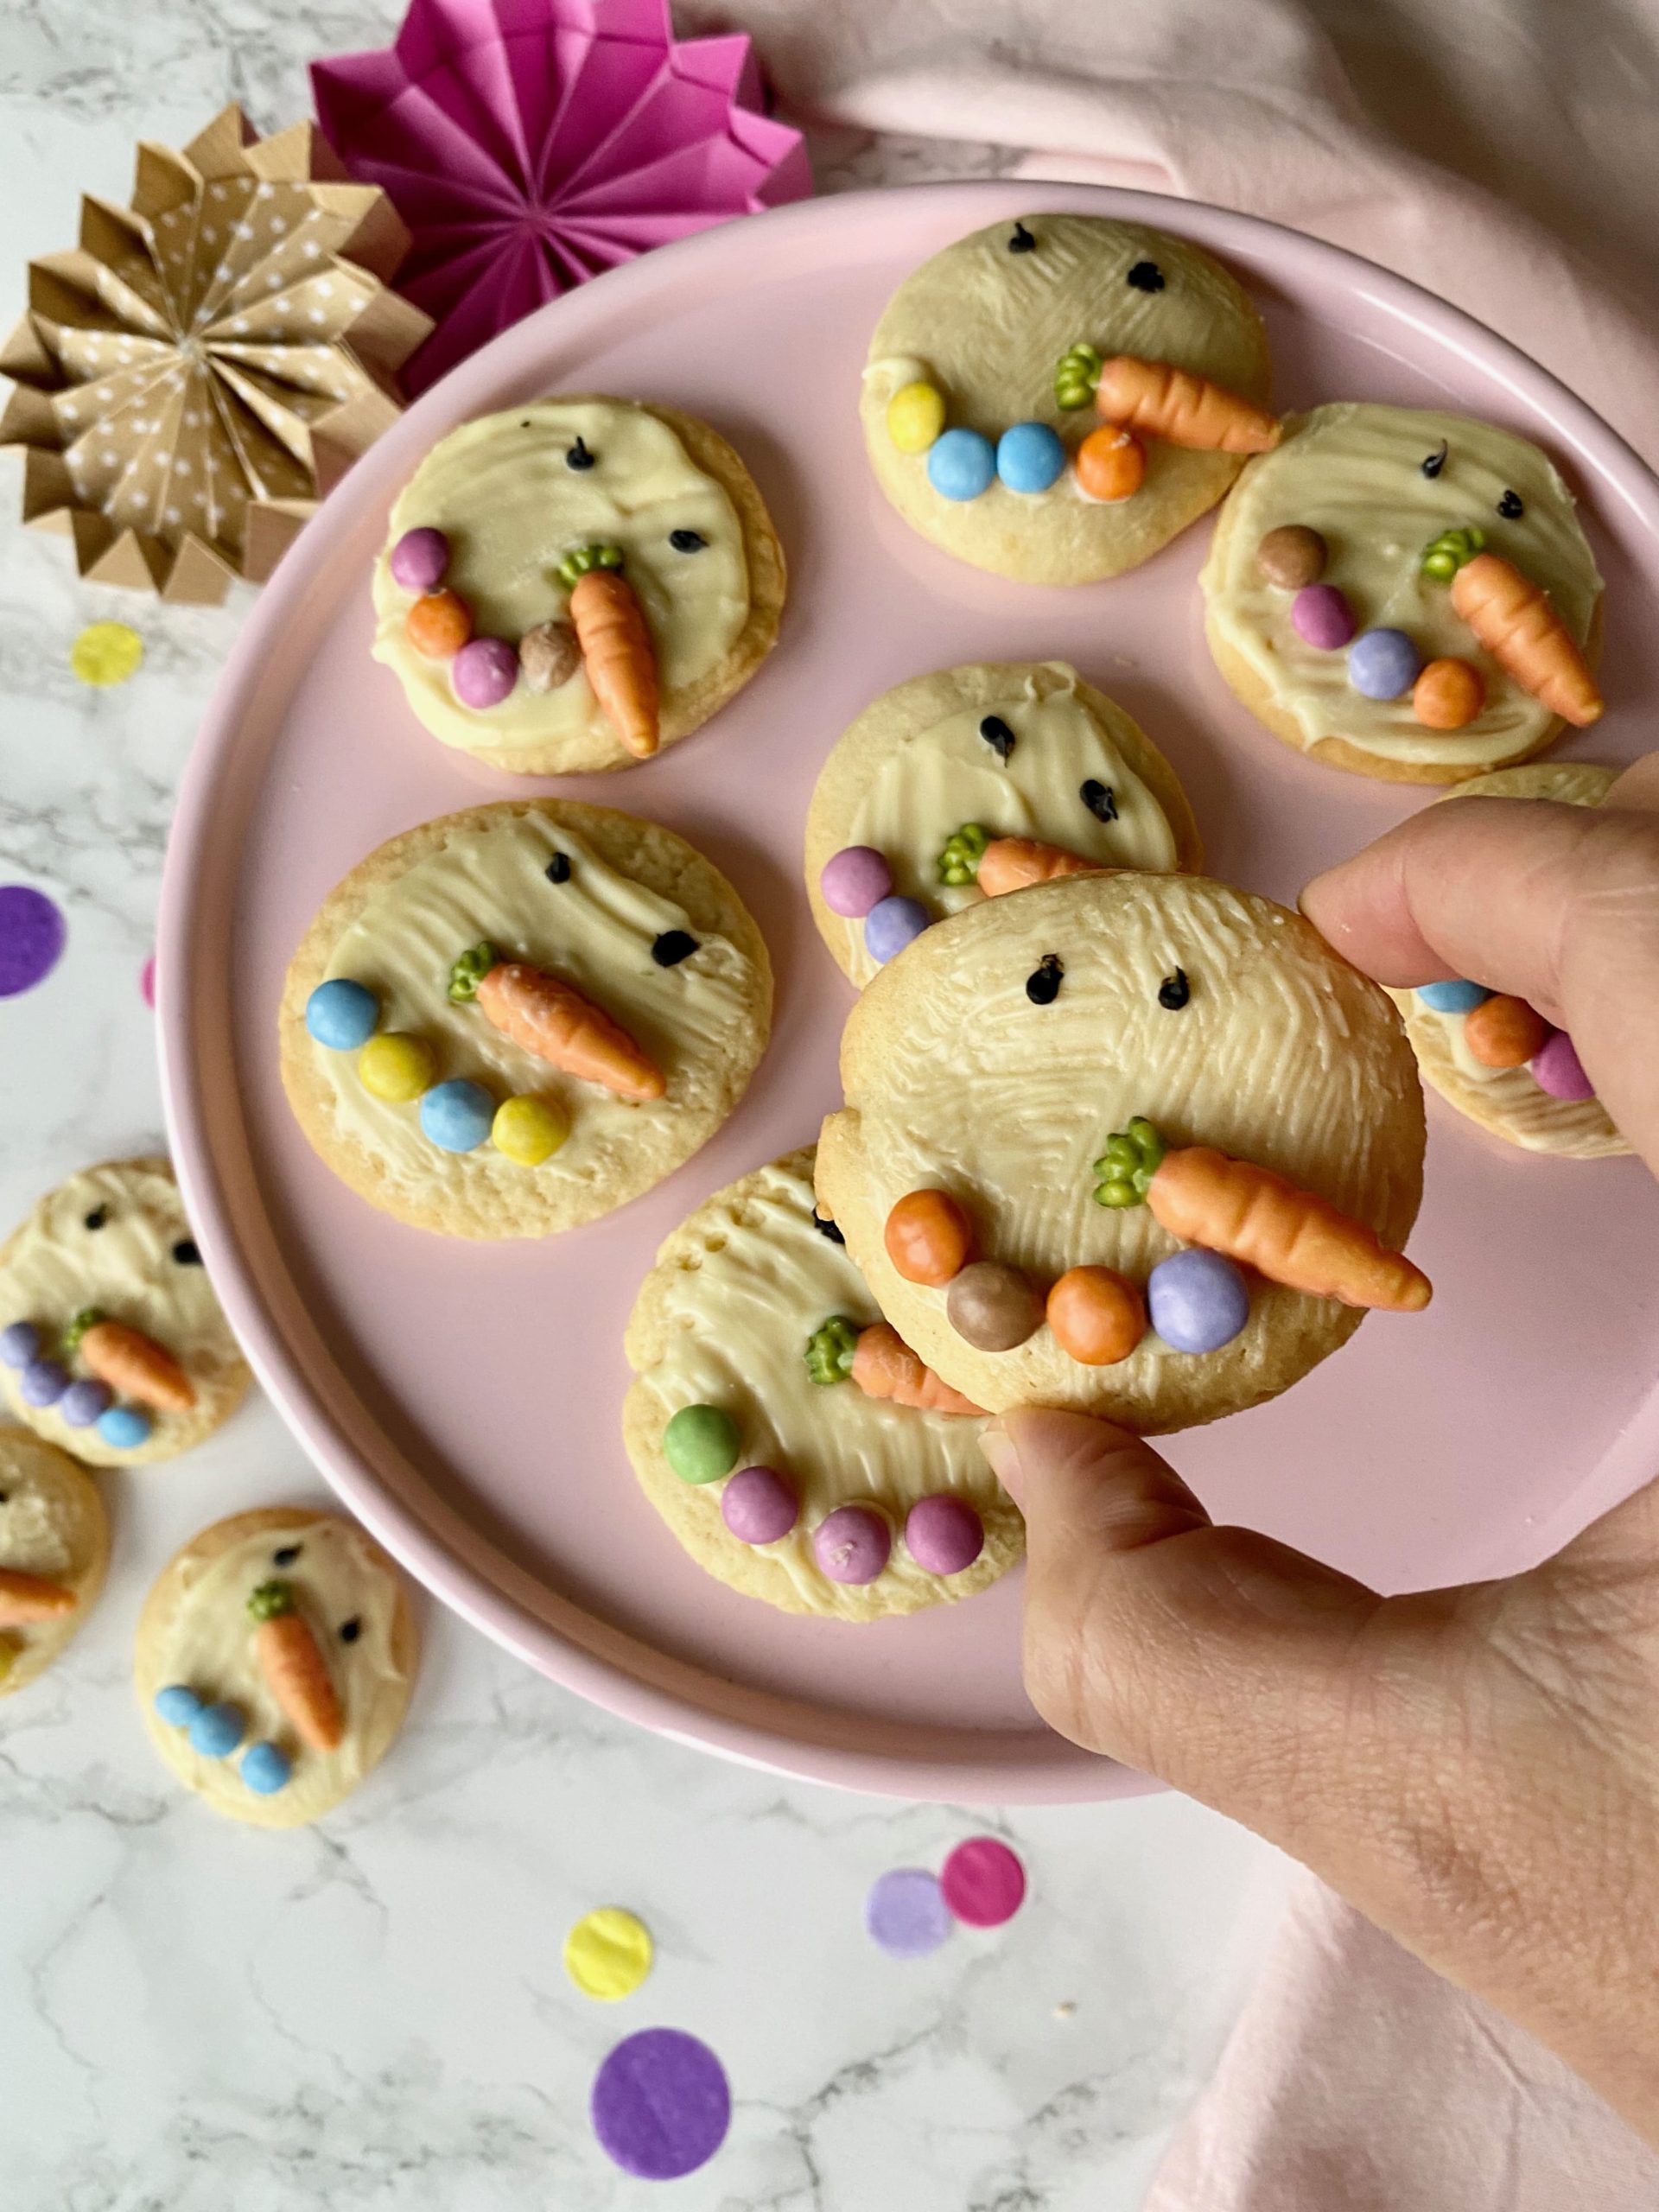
[
  {"xmin": 906, "ymin": 1494, "xmax": 984, "ymax": 1575},
  {"xmin": 720, "ymin": 1465, "xmax": 798, "ymax": 1545},
  {"xmin": 864, "ymin": 896, "xmax": 930, "ymax": 966},
  {"xmin": 1290, "ymin": 583, "xmax": 1357, "ymax": 650},
  {"xmin": 0, "ymin": 887, "xmax": 66, "ymax": 998},
  {"xmin": 451, "ymin": 636, "xmax": 518, "ymax": 709},
  {"xmin": 866, "ymin": 1867, "xmax": 953, "ymax": 1959},
  {"xmin": 813, "ymin": 1505, "xmax": 891, "ymax": 1585},
  {"xmin": 591, "ymin": 2029, "xmax": 731, "ymax": 2181},
  {"xmin": 820, "ymin": 845, "xmax": 893, "ymax": 919},
  {"xmin": 19, "ymin": 1357, "xmax": 68, "ymax": 1408},
  {"xmin": 1531, "ymin": 1028, "xmax": 1596, "ymax": 1101},
  {"xmin": 389, "ymin": 526, "xmax": 449, "ymax": 592},
  {"xmin": 59, "ymin": 1377, "xmax": 112, "ymax": 1428}
]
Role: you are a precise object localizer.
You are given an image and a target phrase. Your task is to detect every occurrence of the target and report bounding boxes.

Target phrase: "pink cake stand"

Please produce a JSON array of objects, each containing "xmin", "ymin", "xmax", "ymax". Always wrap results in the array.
[{"xmin": 157, "ymin": 184, "xmax": 1659, "ymax": 1804}]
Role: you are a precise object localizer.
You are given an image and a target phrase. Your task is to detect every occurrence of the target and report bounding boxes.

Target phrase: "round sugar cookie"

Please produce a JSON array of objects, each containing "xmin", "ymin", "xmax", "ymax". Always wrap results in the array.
[
  {"xmin": 804, "ymin": 661, "xmax": 1203, "ymax": 985},
  {"xmin": 861, "ymin": 214, "xmax": 1272, "ymax": 585},
  {"xmin": 372, "ymin": 397, "xmax": 785, "ymax": 775},
  {"xmin": 280, "ymin": 802, "xmax": 773, "ymax": 1240},
  {"xmin": 0, "ymin": 1159, "xmax": 251, "ymax": 1465},
  {"xmin": 1201, "ymin": 404, "xmax": 1604, "ymax": 783},
  {"xmin": 1388, "ymin": 762, "xmax": 1629, "ymax": 1158},
  {"xmin": 135, "ymin": 1507, "xmax": 417, "ymax": 1828},
  {"xmin": 817, "ymin": 873, "xmax": 1427, "ymax": 1432},
  {"xmin": 0, "ymin": 1432, "xmax": 108, "ymax": 1695},
  {"xmin": 622, "ymin": 1147, "xmax": 1022, "ymax": 1622}
]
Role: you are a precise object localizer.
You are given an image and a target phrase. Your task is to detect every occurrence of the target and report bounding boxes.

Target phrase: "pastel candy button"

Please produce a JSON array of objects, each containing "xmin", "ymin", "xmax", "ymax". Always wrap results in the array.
[
  {"xmin": 59, "ymin": 1377, "xmax": 111, "ymax": 1428},
  {"xmin": 905, "ymin": 1494, "xmax": 984, "ymax": 1575},
  {"xmin": 664, "ymin": 1404, "xmax": 740, "ymax": 1484},
  {"xmin": 305, "ymin": 977, "xmax": 379, "ymax": 1051},
  {"xmin": 188, "ymin": 1700, "xmax": 246, "ymax": 1758},
  {"xmin": 420, "ymin": 1078, "xmax": 495, "ymax": 1153},
  {"xmin": 820, "ymin": 846, "xmax": 893, "ymax": 919},
  {"xmin": 1348, "ymin": 626, "xmax": 1422, "ymax": 700},
  {"xmin": 1147, "ymin": 1249, "xmax": 1250, "ymax": 1355},
  {"xmin": 1290, "ymin": 583, "xmax": 1356, "ymax": 650},
  {"xmin": 492, "ymin": 1095, "xmax": 569, "ymax": 1166},
  {"xmin": 0, "ymin": 1320, "xmax": 40, "ymax": 1368},
  {"xmin": 1531, "ymin": 1029, "xmax": 1596, "ymax": 1100},
  {"xmin": 1415, "ymin": 978, "xmax": 1492, "ymax": 1014},
  {"xmin": 720, "ymin": 1465, "xmax": 798, "ymax": 1544},
  {"xmin": 926, "ymin": 427, "xmax": 996, "ymax": 502},
  {"xmin": 96, "ymin": 1404, "xmax": 151, "ymax": 1449},
  {"xmin": 864, "ymin": 896, "xmax": 929, "ymax": 965},
  {"xmin": 19, "ymin": 1357, "xmax": 67, "ymax": 1408},
  {"xmin": 452, "ymin": 635, "xmax": 519, "ymax": 709},
  {"xmin": 813, "ymin": 1505, "xmax": 891, "ymax": 1585},
  {"xmin": 886, "ymin": 380, "xmax": 946, "ymax": 454},
  {"xmin": 153, "ymin": 1684, "xmax": 201, "ymax": 1727},
  {"xmin": 359, "ymin": 1032, "xmax": 436, "ymax": 1102},
  {"xmin": 239, "ymin": 1741, "xmax": 293, "ymax": 1794},
  {"xmin": 389, "ymin": 525, "xmax": 449, "ymax": 592},
  {"xmin": 995, "ymin": 421, "xmax": 1066, "ymax": 494}
]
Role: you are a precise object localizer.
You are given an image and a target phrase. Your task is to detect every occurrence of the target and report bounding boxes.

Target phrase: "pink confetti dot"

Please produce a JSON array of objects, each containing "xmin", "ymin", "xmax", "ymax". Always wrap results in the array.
[
  {"xmin": 941, "ymin": 1837, "xmax": 1027, "ymax": 1928},
  {"xmin": 141, "ymin": 953, "xmax": 156, "ymax": 1007}
]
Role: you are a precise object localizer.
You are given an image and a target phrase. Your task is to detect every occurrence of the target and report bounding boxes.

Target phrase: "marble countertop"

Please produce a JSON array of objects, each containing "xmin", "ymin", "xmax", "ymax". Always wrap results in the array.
[{"xmin": 0, "ymin": 13, "xmax": 1287, "ymax": 2204}]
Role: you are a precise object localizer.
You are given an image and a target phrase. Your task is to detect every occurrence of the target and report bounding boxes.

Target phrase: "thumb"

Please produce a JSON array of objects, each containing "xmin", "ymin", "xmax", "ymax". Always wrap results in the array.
[{"xmin": 983, "ymin": 1408, "xmax": 1389, "ymax": 1827}]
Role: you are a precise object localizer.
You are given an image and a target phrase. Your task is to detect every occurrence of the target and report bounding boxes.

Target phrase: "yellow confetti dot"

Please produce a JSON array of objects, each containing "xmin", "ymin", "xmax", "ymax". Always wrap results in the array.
[
  {"xmin": 563, "ymin": 1908, "xmax": 654, "ymax": 2001},
  {"xmin": 70, "ymin": 622, "xmax": 144, "ymax": 688}
]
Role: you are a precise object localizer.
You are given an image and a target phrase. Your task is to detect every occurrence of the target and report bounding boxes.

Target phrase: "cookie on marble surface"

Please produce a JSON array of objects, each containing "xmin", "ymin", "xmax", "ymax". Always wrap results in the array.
[
  {"xmin": 1202, "ymin": 404, "xmax": 1604, "ymax": 784},
  {"xmin": 817, "ymin": 871, "xmax": 1429, "ymax": 1433},
  {"xmin": 0, "ymin": 1431, "xmax": 108, "ymax": 1696},
  {"xmin": 372, "ymin": 397, "xmax": 785, "ymax": 775},
  {"xmin": 0, "ymin": 1158, "xmax": 251, "ymax": 1465},
  {"xmin": 861, "ymin": 213, "xmax": 1274, "ymax": 584},
  {"xmin": 1388, "ymin": 762, "xmax": 1630, "ymax": 1157},
  {"xmin": 805, "ymin": 660, "xmax": 1203, "ymax": 985},
  {"xmin": 622, "ymin": 1147, "xmax": 1022, "ymax": 1622},
  {"xmin": 280, "ymin": 801, "xmax": 772, "ymax": 1240},
  {"xmin": 136, "ymin": 1507, "xmax": 417, "ymax": 1828}
]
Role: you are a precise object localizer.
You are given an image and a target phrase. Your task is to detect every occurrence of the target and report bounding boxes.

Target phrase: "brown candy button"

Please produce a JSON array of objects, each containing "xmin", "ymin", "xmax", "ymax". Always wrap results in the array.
[
  {"xmin": 519, "ymin": 620, "xmax": 581, "ymax": 695},
  {"xmin": 1255, "ymin": 524, "xmax": 1327, "ymax": 589},
  {"xmin": 945, "ymin": 1261, "xmax": 1045, "ymax": 1351}
]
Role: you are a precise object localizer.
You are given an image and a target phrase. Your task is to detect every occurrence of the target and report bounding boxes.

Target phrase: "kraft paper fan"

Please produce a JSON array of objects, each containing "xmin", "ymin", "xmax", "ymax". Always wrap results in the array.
[
  {"xmin": 0, "ymin": 107, "xmax": 434, "ymax": 604},
  {"xmin": 312, "ymin": 0, "xmax": 811, "ymax": 395}
]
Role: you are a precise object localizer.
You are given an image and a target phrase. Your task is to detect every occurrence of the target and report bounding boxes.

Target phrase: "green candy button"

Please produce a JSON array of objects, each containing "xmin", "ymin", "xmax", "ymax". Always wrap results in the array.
[{"xmin": 664, "ymin": 1403, "xmax": 741, "ymax": 1485}]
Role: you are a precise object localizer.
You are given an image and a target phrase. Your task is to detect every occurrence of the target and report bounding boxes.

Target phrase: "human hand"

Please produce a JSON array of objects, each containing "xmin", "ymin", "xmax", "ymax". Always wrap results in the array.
[{"xmin": 985, "ymin": 756, "xmax": 1659, "ymax": 2143}]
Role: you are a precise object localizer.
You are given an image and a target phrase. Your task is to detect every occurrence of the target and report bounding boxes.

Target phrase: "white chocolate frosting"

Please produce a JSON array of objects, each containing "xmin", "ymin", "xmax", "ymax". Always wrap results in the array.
[
  {"xmin": 1202, "ymin": 404, "xmax": 1603, "ymax": 767},
  {"xmin": 372, "ymin": 399, "xmax": 750, "ymax": 757},
  {"xmin": 841, "ymin": 670, "xmax": 1179, "ymax": 984}
]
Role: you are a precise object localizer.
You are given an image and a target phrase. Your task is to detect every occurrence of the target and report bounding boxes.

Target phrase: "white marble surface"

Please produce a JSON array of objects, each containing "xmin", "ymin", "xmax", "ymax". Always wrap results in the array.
[{"xmin": 0, "ymin": 14, "xmax": 1288, "ymax": 2204}]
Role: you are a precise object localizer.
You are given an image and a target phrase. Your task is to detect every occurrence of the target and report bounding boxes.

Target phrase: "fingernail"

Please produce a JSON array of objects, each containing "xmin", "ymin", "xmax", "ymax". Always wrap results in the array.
[{"xmin": 978, "ymin": 1420, "xmax": 1025, "ymax": 1504}]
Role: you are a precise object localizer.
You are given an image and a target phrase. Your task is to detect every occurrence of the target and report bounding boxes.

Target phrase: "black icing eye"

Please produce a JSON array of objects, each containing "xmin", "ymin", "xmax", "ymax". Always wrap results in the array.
[
  {"xmin": 84, "ymin": 1206, "xmax": 109, "ymax": 1230},
  {"xmin": 1158, "ymin": 968, "xmax": 1191, "ymax": 1010},
  {"xmin": 1080, "ymin": 779, "xmax": 1117, "ymax": 823},
  {"xmin": 979, "ymin": 714, "xmax": 1015, "ymax": 761},
  {"xmin": 1026, "ymin": 953, "xmax": 1064, "ymax": 1005},
  {"xmin": 0, "ymin": 1490, "xmax": 9, "ymax": 1504},
  {"xmin": 272, "ymin": 1544, "xmax": 302, "ymax": 1567},
  {"xmin": 811, "ymin": 1211, "xmax": 845, "ymax": 1246},
  {"xmin": 171, "ymin": 1238, "xmax": 202, "ymax": 1266},
  {"xmin": 1126, "ymin": 260, "xmax": 1165, "ymax": 292},
  {"xmin": 565, "ymin": 435, "xmax": 595, "ymax": 471},
  {"xmin": 669, "ymin": 528, "xmax": 708, "ymax": 552},
  {"xmin": 544, "ymin": 853, "xmax": 571, "ymax": 884},
  {"xmin": 1421, "ymin": 441, "xmax": 1448, "ymax": 479},
  {"xmin": 1497, "ymin": 488, "xmax": 1524, "ymax": 518},
  {"xmin": 1007, "ymin": 220, "xmax": 1036, "ymax": 253},
  {"xmin": 652, "ymin": 930, "xmax": 697, "ymax": 968},
  {"xmin": 339, "ymin": 1618, "xmax": 362, "ymax": 1644}
]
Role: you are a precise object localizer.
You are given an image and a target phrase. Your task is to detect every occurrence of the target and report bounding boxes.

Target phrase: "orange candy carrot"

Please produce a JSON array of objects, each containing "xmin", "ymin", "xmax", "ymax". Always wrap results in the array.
[
  {"xmin": 476, "ymin": 962, "xmax": 665, "ymax": 1103},
  {"xmin": 1464, "ymin": 993, "xmax": 1552, "ymax": 1069},
  {"xmin": 1094, "ymin": 357, "xmax": 1280, "ymax": 455},
  {"xmin": 79, "ymin": 1319, "xmax": 195, "ymax": 1412},
  {"xmin": 1449, "ymin": 553, "xmax": 1603, "ymax": 726},
  {"xmin": 851, "ymin": 1323, "xmax": 984, "ymax": 1416},
  {"xmin": 0, "ymin": 1567, "xmax": 77, "ymax": 1624},
  {"xmin": 884, "ymin": 1189, "xmax": 974, "ymax": 1287},
  {"xmin": 1147, "ymin": 1147, "xmax": 1430, "ymax": 1313},
  {"xmin": 1046, "ymin": 1267, "xmax": 1147, "ymax": 1364},
  {"xmin": 977, "ymin": 836, "xmax": 1103, "ymax": 898},
  {"xmin": 1075, "ymin": 424, "xmax": 1147, "ymax": 502},
  {"xmin": 569, "ymin": 568, "xmax": 659, "ymax": 758},
  {"xmin": 404, "ymin": 588, "xmax": 472, "ymax": 658},
  {"xmin": 248, "ymin": 1580, "xmax": 343, "ymax": 1752}
]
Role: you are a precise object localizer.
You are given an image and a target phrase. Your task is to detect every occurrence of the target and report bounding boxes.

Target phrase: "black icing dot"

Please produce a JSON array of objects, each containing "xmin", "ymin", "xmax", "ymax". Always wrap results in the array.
[
  {"xmin": 1127, "ymin": 260, "xmax": 1165, "ymax": 292},
  {"xmin": 1421, "ymin": 441, "xmax": 1448, "ymax": 479},
  {"xmin": 1080, "ymin": 779, "xmax": 1117, "ymax": 823},
  {"xmin": 171, "ymin": 1238, "xmax": 202, "ymax": 1267},
  {"xmin": 1026, "ymin": 953, "xmax": 1064, "ymax": 1006},
  {"xmin": 544, "ymin": 853, "xmax": 572, "ymax": 883},
  {"xmin": 811, "ymin": 1211, "xmax": 846, "ymax": 1246},
  {"xmin": 979, "ymin": 714, "xmax": 1016, "ymax": 762},
  {"xmin": 83, "ymin": 1206, "xmax": 109, "ymax": 1230},
  {"xmin": 565, "ymin": 435, "xmax": 595, "ymax": 470},
  {"xmin": 652, "ymin": 930, "xmax": 698, "ymax": 968},
  {"xmin": 272, "ymin": 1544, "xmax": 302, "ymax": 1567},
  {"xmin": 1007, "ymin": 220, "xmax": 1036, "ymax": 253},
  {"xmin": 669, "ymin": 528, "xmax": 708, "ymax": 552},
  {"xmin": 1497, "ymin": 487, "xmax": 1525, "ymax": 518},
  {"xmin": 339, "ymin": 1618, "xmax": 362, "ymax": 1644},
  {"xmin": 1158, "ymin": 967, "xmax": 1191, "ymax": 1010},
  {"xmin": 0, "ymin": 1490, "xmax": 8, "ymax": 1504}
]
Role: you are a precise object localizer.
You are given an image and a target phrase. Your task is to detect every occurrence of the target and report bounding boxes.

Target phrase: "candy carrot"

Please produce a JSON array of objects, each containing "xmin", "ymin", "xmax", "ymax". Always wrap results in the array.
[
  {"xmin": 474, "ymin": 960, "xmax": 665, "ymax": 1102},
  {"xmin": 977, "ymin": 836, "xmax": 1103, "ymax": 898},
  {"xmin": 1449, "ymin": 552, "xmax": 1603, "ymax": 726},
  {"xmin": 77, "ymin": 1319, "xmax": 195, "ymax": 1412},
  {"xmin": 1094, "ymin": 357, "xmax": 1280, "ymax": 454},
  {"xmin": 569, "ymin": 567, "xmax": 659, "ymax": 758},
  {"xmin": 851, "ymin": 1323, "xmax": 984, "ymax": 1416},
  {"xmin": 0, "ymin": 1567, "xmax": 77, "ymax": 1624},
  {"xmin": 1147, "ymin": 1146, "xmax": 1431, "ymax": 1312},
  {"xmin": 248, "ymin": 1580, "xmax": 342, "ymax": 1752}
]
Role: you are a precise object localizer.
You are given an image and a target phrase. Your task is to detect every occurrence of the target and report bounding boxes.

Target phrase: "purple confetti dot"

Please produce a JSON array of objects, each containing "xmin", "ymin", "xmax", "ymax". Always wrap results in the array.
[
  {"xmin": 866, "ymin": 1867, "xmax": 952, "ymax": 1959},
  {"xmin": 0, "ymin": 887, "xmax": 66, "ymax": 999},
  {"xmin": 590, "ymin": 2028, "xmax": 731, "ymax": 2181}
]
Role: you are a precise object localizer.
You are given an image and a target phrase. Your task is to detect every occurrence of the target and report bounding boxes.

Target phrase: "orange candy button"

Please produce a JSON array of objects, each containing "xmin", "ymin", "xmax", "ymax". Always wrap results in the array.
[
  {"xmin": 1464, "ymin": 993, "xmax": 1552, "ymax": 1068},
  {"xmin": 1046, "ymin": 1266, "xmax": 1147, "ymax": 1365},
  {"xmin": 405, "ymin": 588, "xmax": 473, "ymax": 658},
  {"xmin": 1074, "ymin": 425, "xmax": 1147, "ymax": 503},
  {"xmin": 884, "ymin": 1190, "xmax": 974, "ymax": 1287},
  {"xmin": 1412, "ymin": 657, "xmax": 1486, "ymax": 730}
]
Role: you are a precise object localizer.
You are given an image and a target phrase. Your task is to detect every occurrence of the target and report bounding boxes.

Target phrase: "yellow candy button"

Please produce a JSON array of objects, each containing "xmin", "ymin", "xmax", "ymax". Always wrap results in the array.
[
  {"xmin": 70, "ymin": 621, "xmax": 144, "ymax": 687},
  {"xmin": 492, "ymin": 1094, "xmax": 569, "ymax": 1166},
  {"xmin": 564, "ymin": 1907, "xmax": 653, "ymax": 2001},
  {"xmin": 359, "ymin": 1033, "xmax": 435, "ymax": 1103},
  {"xmin": 887, "ymin": 381, "xmax": 946, "ymax": 455}
]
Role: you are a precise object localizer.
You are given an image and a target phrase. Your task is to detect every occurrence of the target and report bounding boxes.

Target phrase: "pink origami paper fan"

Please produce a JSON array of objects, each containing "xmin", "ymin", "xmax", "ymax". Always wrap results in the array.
[{"xmin": 312, "ymin": 0, "xmax": 811, "ymax": 394}]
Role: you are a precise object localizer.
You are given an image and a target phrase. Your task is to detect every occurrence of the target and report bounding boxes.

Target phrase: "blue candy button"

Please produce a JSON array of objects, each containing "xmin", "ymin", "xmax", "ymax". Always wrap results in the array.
[
  {"xmin": 419, "ymin": 1077, "xmax": 496, "ymax": 1153},
  {"xmin": 154, "ymin": 1683, "xmax": 202, "ymax": 1728},
  {"xmin": 188, "ymin": 1700, "xmax": 246, "ymax": 1759},
  {"xmin": 96, "ymin": 1403, "xmax": 152, "ymax": 1450},
  {"xmin": 995, "ymin": 421, "xmax": 1066, "ymax": 494},
  {"xmin": 305, "ymin": 976, "xmax": 379, "ymax": 1051},
  {"xmin": 239, "ymin": 1740, "xmax": 294, "ymax": 1795},
  {"xmin": 1415, "ymin": 978, "xmax": 1492, "ymax": 1014},
  {"xmin": 926, "ymin": 428, "xmax": 996, "ymax": 502}
]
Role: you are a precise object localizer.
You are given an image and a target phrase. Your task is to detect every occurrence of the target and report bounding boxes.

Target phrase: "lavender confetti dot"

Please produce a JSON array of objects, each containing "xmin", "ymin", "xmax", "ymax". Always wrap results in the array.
[{"xmin": 866, "ymin": 1867, "xmax": 952, "ymax": 1959}]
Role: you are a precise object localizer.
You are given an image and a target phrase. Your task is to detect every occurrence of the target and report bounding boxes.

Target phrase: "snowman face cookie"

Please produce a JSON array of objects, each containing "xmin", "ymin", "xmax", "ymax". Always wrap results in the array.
[
  {"xmin": 372, "ymin": 397, "xmax": 786, "ymax": 776},
  {"xmin": 1202, "ymin": 404, "xmax": 1604, "ymax": 783},
  {"xmin": 1389, "ymin": 763, "xmax": 1629, "ymax": 1157},
  {"xmin": 861, "ymin": 214, "xmax": 1274, "ymax": 584},
  {"xmin": 817, "ymin": 872, "xmax": 1428, "ymax": 1433},
  {"xmin": 623, "ymin": 1149, "xmax": 1021, "ymax": 1621},
  {"xmin": 804, "ymin": 662, "xmax": 1203, "ymax": 985},
  {"xmin": 0, "ymin": 1159, "xmax": 250, "ymax": 1465},
  {"xmin": 136, "ymin": 1509, "xmax": 416, "ymax": 1827},
  {"xmin": 0, "ymin": 1432, "xmax": 108, "ymax": 1695}
]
